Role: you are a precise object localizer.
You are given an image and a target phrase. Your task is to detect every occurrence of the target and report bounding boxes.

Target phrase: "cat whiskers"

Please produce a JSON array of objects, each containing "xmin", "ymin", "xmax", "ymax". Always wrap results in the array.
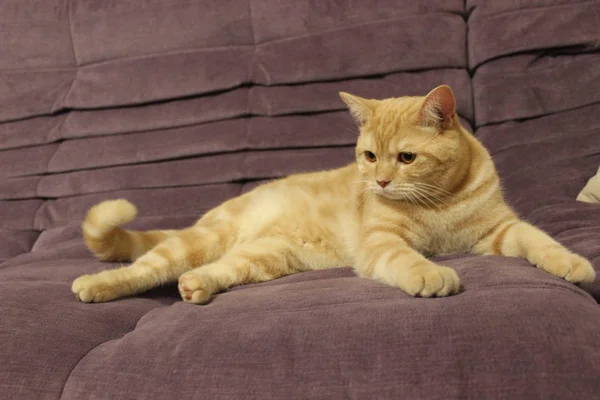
[
  {"xmin": 411, "ymin": 185, "xmax": 451, "ymax": 208},
  {"xmin": 403, "ymin": 190, "xmax": 419, "ymax": 208},
  {"xmin": 355, "ymin": 187, "xmax": 374, "ymax": 210},
  {"xmin": 404, "ymin": 190, "xmax": 428, "ymax": 210},
  {"xmin": 388, "ymin": 184, "xmax": 429, "ymax": 210},
  {"xmin": 334, "ymin": 121, "xmax": 360, "ymax": 137},
  {"xmin": 413, "ymin": 182, "xmax": 453, "ymax": 198},
  {"xmin": 411, "ymin": 183, "xmax": 453, "ymax": 207},
  {"xmin": 394, "ymin": 183, "xmax": 452, "ymax": 211},
  {"xmin": 352, "ymin": 180, "xmax": 453, "ymax": 211},
  {"xmin": 361, "ymin": 191, "xmax": 375, "ymax": 209},
  {"xmin": 408, "ymin": 186, "xmax": 443, "ymax": 211}
]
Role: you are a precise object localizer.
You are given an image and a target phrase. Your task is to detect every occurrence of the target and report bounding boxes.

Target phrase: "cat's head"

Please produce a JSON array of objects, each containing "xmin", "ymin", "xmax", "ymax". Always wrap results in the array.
[{"xmin": 340, "ymin": 85, "xmax": 468, "ymax": 202}]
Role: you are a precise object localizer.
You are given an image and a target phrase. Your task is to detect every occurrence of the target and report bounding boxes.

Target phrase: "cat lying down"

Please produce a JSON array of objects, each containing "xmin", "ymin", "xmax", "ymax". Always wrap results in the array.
[{"xmin": 73, "ymin": 85, "xmax": 595, "ymax": 304}]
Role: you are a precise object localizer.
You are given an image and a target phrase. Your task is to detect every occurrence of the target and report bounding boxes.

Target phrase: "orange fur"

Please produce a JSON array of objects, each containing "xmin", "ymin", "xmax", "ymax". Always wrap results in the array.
[{"xmin": 73, "ymin": 85, "xmax": 595, "ymax": 304}]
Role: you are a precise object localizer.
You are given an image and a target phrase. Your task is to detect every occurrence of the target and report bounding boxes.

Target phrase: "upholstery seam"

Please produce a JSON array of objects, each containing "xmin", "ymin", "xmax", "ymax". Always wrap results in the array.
[
  {"xmin": 470, "ymin": 0, "xmax": 596, "ymax": 21},
  {"xmin": 58, "ymin": 339, "xmax": 110, "ymax": 399},
  {"xmin": 464, "ymin": 0, "xmax": 477, "ymax": 129},
  {"xmin": 57, "ymin": 304, "xmax": 164, "ymax": 400},
  {"xmin": 52, "ymin": 0, "xmax": 79, "ymax": 112},
  {"xmin": 20, "ymin": 13, "xmax": 460, "ymax": 70},
  {"xmin": 473, "ymin": 51, "xmax": 589, "ymax": 78},
  {"xmin": 477, "ymin": 99, "xmax": 600, "ymax": 129},
  {"xmin": 245, "ymin": 0, "xmax": 256, "ymax": 183},
  {"xmin": 469, "ymin": 2, "xmax": 599, "ymax": 70},
  {"xmin": 32, "ymin": 0, "xmax": 79, "ymax": 246},
  {"xmin": 0, "ymin": 66, "xmax": 75, "ymax": 73}
]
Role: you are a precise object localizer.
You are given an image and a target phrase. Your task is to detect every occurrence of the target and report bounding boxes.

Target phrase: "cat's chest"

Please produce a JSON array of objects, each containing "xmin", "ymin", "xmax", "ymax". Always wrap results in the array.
[{"xmin": 410, "ymin": 209, "xmax": 479, "ymax": 255}]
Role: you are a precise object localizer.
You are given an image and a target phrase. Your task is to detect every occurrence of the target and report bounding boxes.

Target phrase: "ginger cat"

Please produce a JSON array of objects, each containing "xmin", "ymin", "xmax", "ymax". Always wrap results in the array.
[{"xmin": 72, "ymin": 85, "xmax": 595, "ymax": 304}]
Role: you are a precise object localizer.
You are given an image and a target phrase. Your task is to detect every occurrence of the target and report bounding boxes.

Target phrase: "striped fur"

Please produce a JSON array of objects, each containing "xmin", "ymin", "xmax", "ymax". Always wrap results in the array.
[{"xmin": 73, "ymin": 85, "xmax": 595, "ymax": 304}]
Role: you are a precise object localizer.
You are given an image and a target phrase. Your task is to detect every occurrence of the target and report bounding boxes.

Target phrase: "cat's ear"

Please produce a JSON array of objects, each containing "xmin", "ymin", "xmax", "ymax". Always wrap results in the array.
[
  {"xmin": 419, "ymin": 85, "xmax": 456, "ymax": 130},
  {"xmin": 339, "ymin": 92, "xmax": 375, "ymax": 125}
]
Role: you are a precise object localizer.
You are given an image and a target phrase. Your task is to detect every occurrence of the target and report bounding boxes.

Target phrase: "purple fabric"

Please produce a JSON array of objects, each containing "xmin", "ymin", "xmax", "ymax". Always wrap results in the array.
[{"xmin": 1, "ymin": 1, "xmax": 600, "ymax": 399}]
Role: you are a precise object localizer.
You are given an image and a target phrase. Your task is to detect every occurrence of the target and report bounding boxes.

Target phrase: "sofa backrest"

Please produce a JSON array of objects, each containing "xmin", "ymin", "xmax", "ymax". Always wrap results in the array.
[{"xmin": 1, "ymin": 0, "xmax": 599, "ymax": 265}]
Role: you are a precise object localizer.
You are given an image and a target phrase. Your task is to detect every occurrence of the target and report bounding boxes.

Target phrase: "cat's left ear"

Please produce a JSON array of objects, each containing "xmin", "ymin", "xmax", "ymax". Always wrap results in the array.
[
  {"xmin": 419, "ymin": 85, "xmax": 456, "ymax": 130},
  {"xmin": 339, "ymin": 92, "xmax": 376, "ymax": 125}
]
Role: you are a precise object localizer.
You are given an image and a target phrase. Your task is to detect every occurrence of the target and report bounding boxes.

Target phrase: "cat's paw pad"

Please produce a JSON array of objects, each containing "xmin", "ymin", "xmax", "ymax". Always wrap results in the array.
[
  {"xmin": 178, "ymin": 272, "xmax": 216, "ymax": 304},
  {"xmin": 72, "ymin": 274, "xmax": 120, "ymax": 303},
  {"xmin": 537, "ymin": 248, "xmax": 595, "ymax": 284},
  {"xmin": 400, "ymin": 263, "xmax": 460, "ymax": 297}
]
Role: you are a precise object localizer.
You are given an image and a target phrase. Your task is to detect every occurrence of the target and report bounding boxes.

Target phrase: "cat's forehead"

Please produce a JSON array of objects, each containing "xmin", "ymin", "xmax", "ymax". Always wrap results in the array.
[
  {"xmin": 363, "ymin": 121, "xmax": 428, "ymax": 147},
  {"xmin": 367, "ymin": 98, "xmax": 423, "ymax": 130},
  {"xmin": 357, "ymin": 96, "xmax": 437, "ymax": 151},
  {"xmin": 376, "ymin": 96, "xmax": 422, "ymax": 117},
  {"xmin": 361, "ymin": 129, "xmax": 428, "ymax": 152},
  {"xmin": 366, "ymin": 128, "xmax": 432, "ymax": 153}
]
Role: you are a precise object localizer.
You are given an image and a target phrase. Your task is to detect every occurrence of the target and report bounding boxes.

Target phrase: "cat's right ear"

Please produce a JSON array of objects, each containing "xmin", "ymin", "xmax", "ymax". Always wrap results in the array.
[{"xmin": 339, "ymin": 92, "xmax": 375, "ymax": 125}]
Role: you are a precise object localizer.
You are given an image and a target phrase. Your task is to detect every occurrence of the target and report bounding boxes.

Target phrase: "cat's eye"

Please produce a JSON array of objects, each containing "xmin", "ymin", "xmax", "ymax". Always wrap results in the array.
[
  {"xmin": 398, "ymin": 152, "xmax": 416, "ymax": 164},
  {"xmin": 364, "ymin": 151, "xmax": 377, "ymax": 163}
]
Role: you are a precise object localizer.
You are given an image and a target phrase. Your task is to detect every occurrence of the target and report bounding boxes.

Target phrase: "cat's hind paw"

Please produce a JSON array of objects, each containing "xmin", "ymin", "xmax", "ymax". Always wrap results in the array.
[
  {"xmin": 178, "ymin": 272, "xmax": 216, "ymax": 304},
  {"xmin": 72, "ymin": 274, "xmax": 122, "ymax": 303}
]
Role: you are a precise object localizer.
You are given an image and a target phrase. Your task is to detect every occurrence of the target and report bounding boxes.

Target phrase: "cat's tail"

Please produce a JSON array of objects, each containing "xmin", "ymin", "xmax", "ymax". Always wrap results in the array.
[{"xmin": 82, "ymin": 199, "xmax": 177, "ymax": 262}]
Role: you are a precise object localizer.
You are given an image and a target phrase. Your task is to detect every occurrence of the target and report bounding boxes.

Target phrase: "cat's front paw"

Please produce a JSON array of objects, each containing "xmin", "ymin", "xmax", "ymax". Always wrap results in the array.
[
  {"xmin": 72, "ymin": 274, "xmax": 121, "ymax": 303},
  {"xmin": 535, "ymin": 248, "xmax": 595, "ymax": 284},
  {"xmin": 178, "ymin": 271, "xmax": 217, "ymax": 304},
  {"xmin": 398, "ymin": 263, "xmax": 460, "ymax": 297}
]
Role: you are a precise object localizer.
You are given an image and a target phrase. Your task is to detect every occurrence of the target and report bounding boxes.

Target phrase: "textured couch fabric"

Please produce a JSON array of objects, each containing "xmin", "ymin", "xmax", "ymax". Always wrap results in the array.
[{"xmin": 1, "ymin": 1, "xmax": 600, "ymax": 399}]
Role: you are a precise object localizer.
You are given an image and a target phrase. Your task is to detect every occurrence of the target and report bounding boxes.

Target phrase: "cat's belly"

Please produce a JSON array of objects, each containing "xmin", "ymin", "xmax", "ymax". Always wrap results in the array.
[{"xmin": 235, "ymin": 184, "xmax": 353, "ymax": 270}]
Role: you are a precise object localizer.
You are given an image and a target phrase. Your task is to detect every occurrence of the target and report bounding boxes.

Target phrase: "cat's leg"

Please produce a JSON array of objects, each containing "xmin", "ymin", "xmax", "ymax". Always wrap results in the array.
[
  {"xmin": 355, "ymin": 230, "xmax": 460, "ymax": 297},
  {"xmin": 178, "ymin": 236, "xmax": 301, "ymax": 304},
  {"xmin": 72, "ymin": 225, "xmax": 230, "ymax": 303},
  {"xmin": 473, "ymin": 219, "xmax": 595, "ymax": 283}
]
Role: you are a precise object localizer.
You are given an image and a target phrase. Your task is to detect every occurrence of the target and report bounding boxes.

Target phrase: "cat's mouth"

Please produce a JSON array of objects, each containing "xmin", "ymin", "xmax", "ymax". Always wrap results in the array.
[
  {"xmin": 368, "ymin": 184, "xmax": 406, "ymax": 200},
  {"xmin": 373, "ymin": 187, "xmax": 409, "ymax": 201},
  {"xmin": 370, "ymin": 182, "xmax": 452, "ymax": 205}
]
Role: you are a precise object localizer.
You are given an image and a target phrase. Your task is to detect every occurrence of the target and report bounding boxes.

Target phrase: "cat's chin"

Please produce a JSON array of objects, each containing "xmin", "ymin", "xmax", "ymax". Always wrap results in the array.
[{"xmin": 372, "ymin": 189, "xmax": 409, "ymax": 201}]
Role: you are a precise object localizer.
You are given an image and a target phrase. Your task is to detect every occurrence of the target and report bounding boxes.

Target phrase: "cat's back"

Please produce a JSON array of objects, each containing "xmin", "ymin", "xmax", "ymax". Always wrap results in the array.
[{"xmin": 203, "ymin": 164, "xmax": 360, "ymax": 251}]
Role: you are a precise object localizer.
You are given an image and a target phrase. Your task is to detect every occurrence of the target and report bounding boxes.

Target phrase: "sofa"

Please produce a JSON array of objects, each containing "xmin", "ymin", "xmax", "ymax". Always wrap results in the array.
[{"xmin": 1, "ymin": 1, "xmax": 600, "ymax": 399}]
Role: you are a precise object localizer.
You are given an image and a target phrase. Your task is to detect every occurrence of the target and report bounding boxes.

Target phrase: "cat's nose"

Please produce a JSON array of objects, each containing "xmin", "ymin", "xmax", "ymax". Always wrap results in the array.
[{"xmin": 377, "ymin": 180, "xmax": 391, "ymax": 188}]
